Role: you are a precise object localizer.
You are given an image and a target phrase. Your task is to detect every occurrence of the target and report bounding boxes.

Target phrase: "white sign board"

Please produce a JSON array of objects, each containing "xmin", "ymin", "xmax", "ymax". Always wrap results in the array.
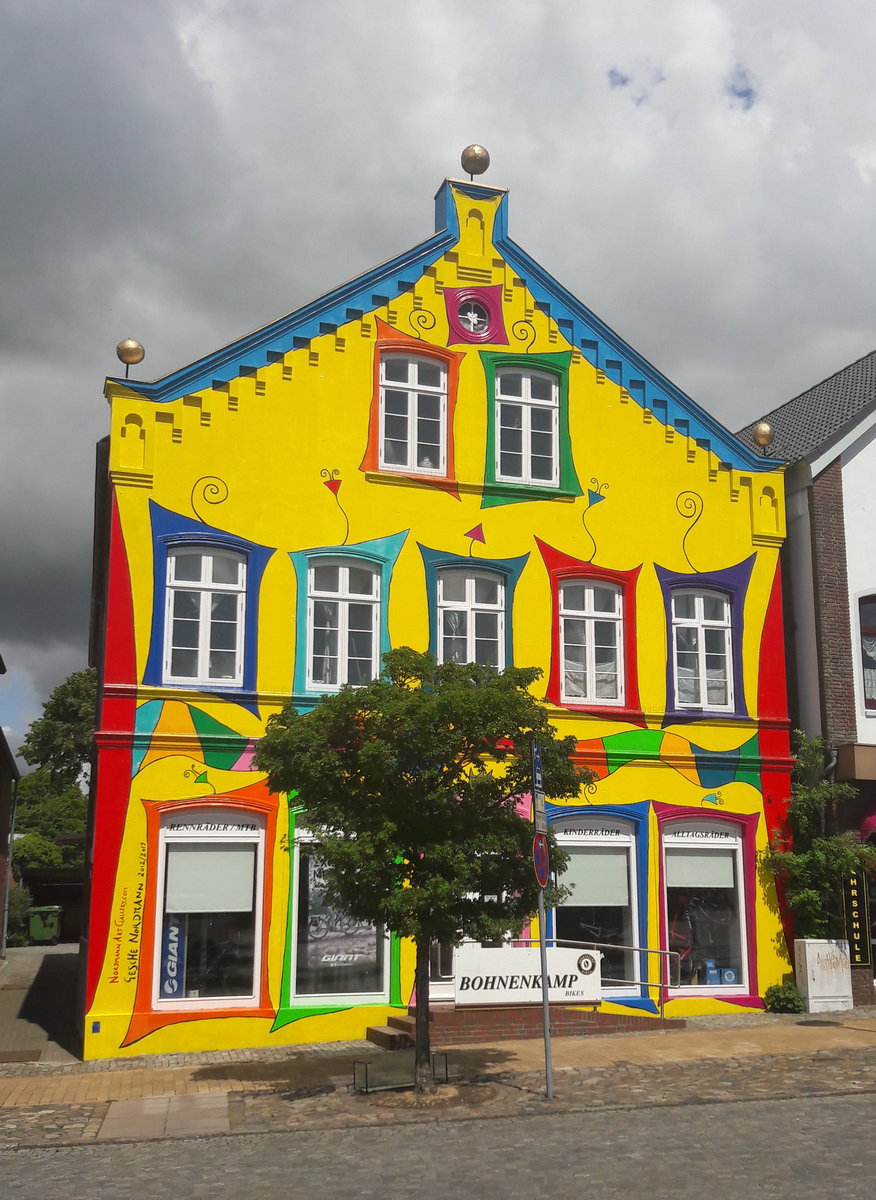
[{"xmin": 454, "ymin": 943, "xmax": 602, "ymax": 1005}]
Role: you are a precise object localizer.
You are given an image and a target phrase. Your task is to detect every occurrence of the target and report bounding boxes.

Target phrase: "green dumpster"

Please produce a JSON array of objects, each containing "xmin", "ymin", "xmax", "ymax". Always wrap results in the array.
[{"xmin": 27, "ymin": 906, "xmax": 62, "ymax": 945}]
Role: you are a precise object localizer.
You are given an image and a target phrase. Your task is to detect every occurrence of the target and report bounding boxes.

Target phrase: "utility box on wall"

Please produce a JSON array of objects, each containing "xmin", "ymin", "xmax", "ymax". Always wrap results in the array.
[{"xmin": 795, "ymin": 938, "xmax": 853, "ymax": 1012}]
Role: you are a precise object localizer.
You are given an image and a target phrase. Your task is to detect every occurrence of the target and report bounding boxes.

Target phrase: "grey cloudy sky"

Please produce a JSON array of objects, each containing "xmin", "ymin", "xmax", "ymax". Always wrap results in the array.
[{"xmin": 2, "ymin": 0, "xmax": 874, "ymax": 752}]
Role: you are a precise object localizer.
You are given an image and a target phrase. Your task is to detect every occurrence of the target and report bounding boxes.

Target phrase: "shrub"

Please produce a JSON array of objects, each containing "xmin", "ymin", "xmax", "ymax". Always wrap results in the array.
[
  {"xmin": 763, "ymin": 981, "xmax": 805, "ymax": 1013},
  {"xmin": 6, "ymin": 884, "xmax": 33, "ymax": 947}
]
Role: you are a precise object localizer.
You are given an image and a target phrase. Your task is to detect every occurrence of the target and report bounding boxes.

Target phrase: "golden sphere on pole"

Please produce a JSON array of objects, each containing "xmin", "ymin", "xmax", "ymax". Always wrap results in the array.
[
  {"xmin": 116, "ymin": 338, "xmax": 145, "ymax": 366},
  {"xmin": 460, "ymin": 145, "xmax": 490, "ymax": 177},
  {"xmin": 753, "ymin": 421, "xmax": 775, "ymax": 449}
]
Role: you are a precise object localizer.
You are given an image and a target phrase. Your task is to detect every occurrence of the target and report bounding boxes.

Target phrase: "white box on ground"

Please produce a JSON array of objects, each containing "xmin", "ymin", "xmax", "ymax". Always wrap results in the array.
[
  {"xmin": 454, "ymin": 942, "xmax": 602, "ymax": 1005},
  {"xmin": 794, "ymin": 937, "xmax": 853, "ymax": 1012}
]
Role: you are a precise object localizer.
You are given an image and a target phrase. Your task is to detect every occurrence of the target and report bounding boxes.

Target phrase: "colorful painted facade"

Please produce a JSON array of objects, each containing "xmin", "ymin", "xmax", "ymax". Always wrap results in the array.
[{"xmin": 85, "ymin": 178, "xmax": 793, "ymax": 1059}]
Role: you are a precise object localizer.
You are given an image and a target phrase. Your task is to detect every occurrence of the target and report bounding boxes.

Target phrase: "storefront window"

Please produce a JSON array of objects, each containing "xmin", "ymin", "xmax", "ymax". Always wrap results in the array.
[
  {"xmin": 294, "ymin": 846, "xmax": 384, "ymax": 997},
  {"xmin": 156, "ymin": 812, "xmax": 263, "ymax": 1004},
  {"xmin": 553, "ymin": 815, "xmax": 639, "ymax": 990},
  {"xmin": 664, "ymin": 822, "xmax": 745, "ymax": 989}
]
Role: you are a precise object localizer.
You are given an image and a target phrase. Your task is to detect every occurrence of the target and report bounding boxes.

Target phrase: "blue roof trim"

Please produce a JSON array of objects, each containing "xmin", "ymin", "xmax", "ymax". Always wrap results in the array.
[
  {"xmin": 109, "ymin": 225, "xmax": 460, "ymax": 405},
  {"xmin": 491, "ymin": 197, "xmax": 779, "ymax": 474}
]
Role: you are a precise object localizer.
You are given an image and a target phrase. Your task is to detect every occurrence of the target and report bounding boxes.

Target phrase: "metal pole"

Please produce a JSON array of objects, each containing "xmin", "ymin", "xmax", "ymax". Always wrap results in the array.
[{"xmin": 537, "ymin": 885, "xmax": 554, "ymax": 1099}]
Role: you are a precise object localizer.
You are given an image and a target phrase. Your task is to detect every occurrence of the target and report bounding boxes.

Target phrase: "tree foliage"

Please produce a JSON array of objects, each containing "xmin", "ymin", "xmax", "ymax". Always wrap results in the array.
[
  {"xmin": 14, "ymin": 768, "xmax": 87, "ymax": 868},
  {"xmin": 11, "ymin": 832, "xmax": 64, "ymax": 878},
  {"xmin": 19, "ymin": 666, "xmax": 96, "ymax": 787},
  {"xmin": 763, "ymin": 730, "xmax": 876, "ymax": 939},
  {"xmin": 255, "ymin": 648, "xmax": 590, "ymax": 1091}
]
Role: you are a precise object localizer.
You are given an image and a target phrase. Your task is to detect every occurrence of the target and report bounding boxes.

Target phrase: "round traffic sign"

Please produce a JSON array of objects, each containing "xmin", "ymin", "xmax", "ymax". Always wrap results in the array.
[{"xmin": 533, "ymin": 832, "xmax": 550, "ymax": 888}]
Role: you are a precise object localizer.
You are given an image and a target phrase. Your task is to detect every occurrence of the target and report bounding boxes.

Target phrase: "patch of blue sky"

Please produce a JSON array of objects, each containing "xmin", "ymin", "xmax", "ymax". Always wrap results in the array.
[
  {"xmin": 727, "ymin": 64, "xmax": 757, "ymax": 110},
  {"xmin": 0, "ymin": 669, "xmax": 42, "ymax": 768}
]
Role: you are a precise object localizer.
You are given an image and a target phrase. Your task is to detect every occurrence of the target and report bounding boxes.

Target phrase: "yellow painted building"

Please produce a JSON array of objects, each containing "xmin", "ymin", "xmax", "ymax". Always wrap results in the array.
[{"xmin": 85, "ymin": 176, "xmax": 792, "ymax": 1058}]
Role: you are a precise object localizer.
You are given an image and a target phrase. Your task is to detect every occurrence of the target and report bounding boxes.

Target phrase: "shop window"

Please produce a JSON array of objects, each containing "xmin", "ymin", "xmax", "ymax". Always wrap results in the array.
[
  {"xmin": 163, "ymin": 548, "xmax": 246, "ymax": 686},
  {"xmin": 306, "ymin": 560, "xmax": 380, "ymax": 690},
  {"xmin": 437, "ymin": 568, "xmax": 505, "ymax": 668},
  {"xmin": 553, "ymin": 815, "xmax": 639, "ymax": 992},
  {"xmin": 379, "ymin": 354, "xmax": 447, "ymax": 475},
  {"xmin": 663, "ymin": 822, "xmax": 745, "ymax": 990},
  {"xmin": 858, "ymin": 594, "xmax": 876, "ymax": 712},
  {"xmin": 156, "ymin": 812, "xmax": 264, "ymax": 1005},
  {"xmin": 294, "ymin": 845, "xmax": 385, "ymax": 998}
]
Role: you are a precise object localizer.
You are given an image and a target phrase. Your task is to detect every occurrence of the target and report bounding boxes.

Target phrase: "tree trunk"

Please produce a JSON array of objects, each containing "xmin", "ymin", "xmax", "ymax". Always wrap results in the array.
[{"xmin": 413, "ymin": 936, "xmax": 435, "ymax": 1094}]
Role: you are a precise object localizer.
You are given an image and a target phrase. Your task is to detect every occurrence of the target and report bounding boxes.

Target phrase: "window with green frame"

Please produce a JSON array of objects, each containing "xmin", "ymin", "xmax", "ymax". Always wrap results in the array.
[{"xmin": 480, "ymin": 351, "xmax": 582, "ymax": 508}]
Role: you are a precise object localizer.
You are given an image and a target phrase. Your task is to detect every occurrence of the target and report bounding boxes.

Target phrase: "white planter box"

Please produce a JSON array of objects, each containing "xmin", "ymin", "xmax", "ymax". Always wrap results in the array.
[{"xmin": 794, "ymin": 938, "xmax": 853, "ymax": 1012}]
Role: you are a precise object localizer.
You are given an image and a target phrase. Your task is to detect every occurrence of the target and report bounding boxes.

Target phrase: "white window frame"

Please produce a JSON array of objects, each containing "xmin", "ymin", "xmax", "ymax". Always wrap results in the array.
[
  {"xmin": 290, "ymin": 828, "xmax": 390, "ymax": 1006},
  {"xmin": 494, "ymin": 368, "xmax": 559, "ymax": 487},
  {"xmin": 163, "ymin": 548, "xmax": 246, "ymax": 687},
  {"xmin": 153, "ymin": 810, "xmax": 265, "ymax": 1011},
  {"xmin": 306, "ymin": 559, "xmax": 380, "ymax": 691},
  {"xmin": 662, "ymin": 820, "xmax": 747, "ymax": 996},
  {"xmin": 552, "ymin": 815, "xmax": 640, "ymax": 997},
  {"xmin": 671, "ymin": 588, "xmax": 734, "ymax": 711},
  {"xmin": 560, "ymin": 580, "xmax": 624, "ymax": 706},
  {"xmin": 437, "ymin": 569, "xmax": 506, "ymax": 669},
  {"xmin": 379, "ymin": 353, "xmax": 448, "ymax": 476}
]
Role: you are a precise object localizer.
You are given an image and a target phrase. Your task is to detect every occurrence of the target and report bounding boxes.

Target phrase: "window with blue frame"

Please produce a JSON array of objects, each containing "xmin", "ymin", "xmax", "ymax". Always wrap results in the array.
[
  {"xmin": 290, "ymin": 531, "xmax": 407, "ymax": 702},
  {"xmin": 144, "ymin": 503, "xmax": 274, "ymax": 696},
  {"xmin": 419, "ymin": 545, "xmax": 529, "ymax": 669}
]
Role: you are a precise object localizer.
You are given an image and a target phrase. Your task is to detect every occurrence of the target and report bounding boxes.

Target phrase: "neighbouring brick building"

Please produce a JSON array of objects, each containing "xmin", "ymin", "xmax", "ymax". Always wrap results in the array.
[{"xmin": 739, "ymin": 350, "xmax": 876, "ymax": 1001}]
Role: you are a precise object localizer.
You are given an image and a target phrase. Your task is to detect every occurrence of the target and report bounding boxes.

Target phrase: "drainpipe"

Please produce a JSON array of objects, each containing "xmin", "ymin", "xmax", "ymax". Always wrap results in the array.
[{"xmin": 822, "ymin": 747, "xmax": 838, "ymax": 838}]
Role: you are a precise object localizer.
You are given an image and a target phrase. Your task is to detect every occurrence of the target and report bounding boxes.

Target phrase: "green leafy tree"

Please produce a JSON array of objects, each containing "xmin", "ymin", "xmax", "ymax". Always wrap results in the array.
[
  {"xmin": 763, "ymin": 730, "xmax": 876, "ymax": 939},
  {"xmin": 255, "ymin": 648, "xmax": 589, "ymax": 1093},
  {"xmin": 11, "ymin": 832, "xmax": 64, "ymax": 878},
  {"xmin": 14, "ymin": 768, "xmax": 87, "ymax": 868},
  {"xmin": 19, "ymin": 667, "xmax": 96, "ymax": 787}
]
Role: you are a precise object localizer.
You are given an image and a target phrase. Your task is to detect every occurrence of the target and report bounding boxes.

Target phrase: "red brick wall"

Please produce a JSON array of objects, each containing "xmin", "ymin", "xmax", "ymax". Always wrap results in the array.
[
  {"xmin": 425, "ymin": 1005, "xmax": 684, "ymax": 1046},
  {"xmin": 809, "ymin": 459, "xmax": 857, "ymax": 746}
]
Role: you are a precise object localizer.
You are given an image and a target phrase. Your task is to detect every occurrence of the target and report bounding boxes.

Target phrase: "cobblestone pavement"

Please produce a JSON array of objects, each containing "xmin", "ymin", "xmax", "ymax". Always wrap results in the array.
[
  {"xmin": 3, "ymin": 1093, "xmax": 874, "ymax": 1200},
  {"xmin": 1, "ymin": 1041, "xmax": 875, "ymax": 1149}
]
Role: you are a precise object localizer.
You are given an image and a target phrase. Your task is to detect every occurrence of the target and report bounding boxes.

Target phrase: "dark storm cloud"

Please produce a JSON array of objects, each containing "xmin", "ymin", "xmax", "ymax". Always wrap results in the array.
[{"xmin": 3, "ymin": 0, "xmax": 876, "ymax": 725}]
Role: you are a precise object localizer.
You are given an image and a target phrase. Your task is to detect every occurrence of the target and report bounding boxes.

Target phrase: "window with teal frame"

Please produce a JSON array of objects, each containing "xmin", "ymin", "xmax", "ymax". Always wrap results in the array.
[
  {"xmin": 418, "ymin": 544, "xmax": 529, "ymax": 668},
  {"xmin": 290, "ymin": 531, "xmax": 407, "ymax": 708},
  {"xmin": 480, "ymin": 350, "xmax": 582, "ymax": 509}
]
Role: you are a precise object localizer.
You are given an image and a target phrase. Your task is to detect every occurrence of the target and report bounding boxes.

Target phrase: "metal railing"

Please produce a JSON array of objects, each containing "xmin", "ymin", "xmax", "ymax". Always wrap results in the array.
[{"xmin": 511, "ymin": 937, "xmax": 682, "ymax": 1020}]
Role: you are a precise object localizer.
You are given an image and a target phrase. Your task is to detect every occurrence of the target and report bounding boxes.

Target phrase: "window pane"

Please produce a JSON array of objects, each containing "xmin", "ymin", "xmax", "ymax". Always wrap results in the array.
[
  {"xmin": 562, "ymin": 585, "xmax": 586, "ymax": 612},
  {"xmin": 555, "ymin": 844, "xmax": 636, "ymax": 985},
  {"xmin": 383, "ymin": 438, "xmax": 407, "ymax": 466},
  {"xmin": 295, "ymin": 849, "xmax": 383, "ymax": 995},
  {"xmin": 313, "ymin": 565, "xmax": 339, "ymax": 594},
  {"xmin": 172, "ymin": 553, "xmax": 203, "ymax": 582},
  {"xmin": 416, "ymin": 361, "xmax": 442, "ymax": 388},
  {"xmin": 210, "ymin": 620, "xmax": 237, "ymax": 651},
  {"xmin": 383, "ymin": 413, "xmax": 408, "ymax": 442},
  {"xmin": 474, "ymin": 577, "xmax": 500, "ymax": 606},
  {"xmin": 160, "ymin": 911, "xmax": 256, "ymax": 1000},
  {"xmin": 676, "ymin": 654, "xmax": 700, "ymax": 704},
  {"xmin": 500, "ymin": 453, "xmax": 524, "ymax": 478},
  {"xmin": 382, "ymin": 358, "xmax": 409, "ymax": 383},
  {"xmin": 530, "ymin": 407, "xmax": 553, "ymax": 433},
  {"xmin": 211, "ymin": 593, "xmax": 238, "ymax": 621},
  {"xmin": 676, "ymin": 627, "xmax": 698, "ymax": 654},
  {"xmin": 383, "ymin": 389, "xmax": 408, "ymax": 415},
  {"xmin": 497, "ymin": 372, "xmax": 523, "ymax": 397},
  {"xmin": 347, "ymin": 567, "xmax": 376, "ymax": 596},
  {"xmin": 530, "ymin": 454, "xmax": 554, "ymax": 481},
  {"xmin": 170, "ymin": 648, "xmax": 198, "ymax": 678},
  {"xmin": 440, "ymin": 572, "xmax": 467, "ymax": 602},
  {"xmin": 702, "ymin": 594, "xmax": 728, "ymax": 622},
  {"xmin": 592, "ymin": 586, "xmax": 619, "ymax": 613},
  {"xmin": 172, "ymin": 617, "xmax": 199, "ymax": 648},
  {"xmin": 499, "ymin": 403, "xmax": 523, "ymax": 432},
  {"xmin": 666, "ymin": 846, "xmax": 742, "ymax": 988},
  {"xmin": 173, "ymin": 590, "xmax": 200, "ymax": 620},
  {"xmin": 529, "ymin": 374, "xmax": 554, "ymax": 402},
  {"xmin": 417, "ymin": 394, "xmax": 440, "ymax": 421},
  {"xmin": 673, "ymin": 593, "xmax": 696, "ymax": 620},
  {"xmin": 211, "ymin": 555, "xmax": 241, "ymax": 585},
  {"xmin": 209, "ymin": 650, "xmax": 237, "ymax": 679}
]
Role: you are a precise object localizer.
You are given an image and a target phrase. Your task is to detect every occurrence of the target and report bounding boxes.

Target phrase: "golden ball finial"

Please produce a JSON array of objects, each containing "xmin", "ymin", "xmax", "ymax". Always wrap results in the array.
[
  {"xmin": 753, "ymin": 421, "xmax": 775, "ymax": 450},
  {"xmin": 461, "ymin": 145, "xmax": 490, "ymax": 177},
  {"xmin": 116, "ymin": 338, "xmax": 145, "ymax": 366}
]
